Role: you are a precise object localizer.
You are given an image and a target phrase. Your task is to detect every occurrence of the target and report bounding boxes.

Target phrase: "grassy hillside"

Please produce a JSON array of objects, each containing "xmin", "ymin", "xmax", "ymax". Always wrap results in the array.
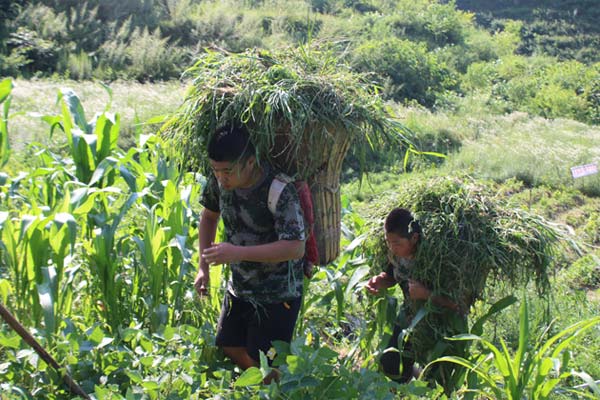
[{"xmin": 456, "ymin": 0, "xmax": 600, "ymax": 62}]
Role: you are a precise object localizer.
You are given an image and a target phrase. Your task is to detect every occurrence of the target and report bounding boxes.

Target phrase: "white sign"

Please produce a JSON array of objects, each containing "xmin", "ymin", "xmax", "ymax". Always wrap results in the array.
[{"xmin": 570, "ymin": 162, "xmax": 598, "ymax": 179}]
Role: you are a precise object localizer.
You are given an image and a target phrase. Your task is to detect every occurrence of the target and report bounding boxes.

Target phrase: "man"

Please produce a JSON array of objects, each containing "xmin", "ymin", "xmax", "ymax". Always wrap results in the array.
[{"xmin": 194, "ymin": 123, "xmax": 306, "ymax": 376}]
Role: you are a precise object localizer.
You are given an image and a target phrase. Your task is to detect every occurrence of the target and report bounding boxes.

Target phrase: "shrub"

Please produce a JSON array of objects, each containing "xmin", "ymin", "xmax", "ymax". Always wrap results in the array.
[
  {"xmin": 6, "ymin": 27, "xmax": 60, "ymax": 75},
  {"xmin": 372, "ymin": 0, "xmax": 472, "ymax": 48},
  {"xmin": 124, "ymin": 27, "xmax": 184, "ymax": 82},
  {"xmin": 561, "ymin": 254, "xmax": 600, "ymax": 290},
  {"xmin": 472, "ymin": 55, "xmax": 600, "ymax": 124},
  {"xmin": 352, "ymin": 37, "xmax": 456, "ymax": 106},
  {"xmin": 97, "ymin": 23, "xmax": 185, "ymax": 82},
  {"xmin": 62, "ymin": 51, "xmax": 94, "ymax": 80}
]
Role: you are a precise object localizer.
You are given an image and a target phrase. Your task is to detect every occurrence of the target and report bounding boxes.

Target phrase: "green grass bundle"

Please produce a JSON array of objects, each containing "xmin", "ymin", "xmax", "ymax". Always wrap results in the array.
[
  {"xmin": 160, "ymin": 45, "xmax": 412, "ymax": 178},
  {"xmin": 362, "ymin": 175, "xmax": 569, "ymax": 311},
  {"xmin": 360, "ymin": 175, "xmax": 572, "ymax": 383}
]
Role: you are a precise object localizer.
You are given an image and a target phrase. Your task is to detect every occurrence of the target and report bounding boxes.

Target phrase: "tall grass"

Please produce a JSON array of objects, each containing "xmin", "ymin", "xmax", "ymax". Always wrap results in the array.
[{"xmin": 393, "ymin": 104, "xmax": 600, "ymax": 196}]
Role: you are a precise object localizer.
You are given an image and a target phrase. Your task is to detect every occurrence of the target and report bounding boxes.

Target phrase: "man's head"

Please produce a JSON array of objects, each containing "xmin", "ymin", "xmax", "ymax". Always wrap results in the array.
[
  {"xmin": 207, "ymin": 124, "xmax": 258, "ymax": 190},
  {"xmin": 384, "ymin": 208, "xmax": 421, "ymax": 258}
]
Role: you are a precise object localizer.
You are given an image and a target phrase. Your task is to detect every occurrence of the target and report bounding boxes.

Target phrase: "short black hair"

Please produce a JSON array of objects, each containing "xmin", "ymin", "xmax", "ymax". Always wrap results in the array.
[
  {"xmin": 207, "ymin": 123, "xmax": 255, "ymax": 162},
  {"xmin": 384, "ymin": 208, "xmax": 421, "ymax": 239}
]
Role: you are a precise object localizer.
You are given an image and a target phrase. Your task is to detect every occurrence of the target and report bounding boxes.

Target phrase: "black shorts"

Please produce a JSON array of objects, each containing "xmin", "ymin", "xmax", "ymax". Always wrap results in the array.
[{"xmin": 215, "ymin": 291, "xmax": 302, "ymax": 362}]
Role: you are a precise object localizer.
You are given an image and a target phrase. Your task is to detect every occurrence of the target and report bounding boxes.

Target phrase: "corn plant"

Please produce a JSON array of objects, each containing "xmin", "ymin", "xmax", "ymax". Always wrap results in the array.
[
  {"xmin": 43, "ymin": 88, "xmax": 119, "ymax": 185},
  {"xmin": 427, "ymin": 298, "xmax": 600, "ymax": 399},
  {"xmin": 0, "ymin": 78, "xmax": 12, "ymax": 168},
  {"xmin": 83, "ymin": 190, "xmax": 142, "ymax": 333},
  {"xmin": 0, "ymin": 210, "xmax": 78, "ymax": 333},
  {"xmin": 132, "ymin": 206, "xmax": 170, "ymax": 331}
]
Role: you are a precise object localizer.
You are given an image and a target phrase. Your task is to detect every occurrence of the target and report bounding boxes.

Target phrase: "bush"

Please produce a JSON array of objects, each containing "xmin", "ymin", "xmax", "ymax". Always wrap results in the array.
[
  {"xmin": 95, "ymin": 21, "xmax": 185, "ymax": 82},
  {"xmin": 352, "ymin": 37, "xmax": 456, "ymax": 106},
  {"xmin": 561, "ymin": 254, "xmax": 600, "ymax": 290},
  {"xmin": 467, "ymin": 55, "xmax": 600, "ymax": 124},
  {"xmin": 124, "ymin": 27, "xmax": 184, "ymax": 82},
  {"xmin": 63, "ymin": 51, "xmax": 94, "ymax": 80},
  {"xmin": 373, "ymin": 0, "xmax": 472, "ymax": 48},
  {"xmin": 6, "ymin": 27, "xmax": 60, "ymax": 75}
]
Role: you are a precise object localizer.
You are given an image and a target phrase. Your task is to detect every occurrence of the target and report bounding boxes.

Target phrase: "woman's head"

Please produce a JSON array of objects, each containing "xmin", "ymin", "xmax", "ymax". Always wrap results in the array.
[{"xmin": 384, "ymin": 208, "xmax": 421, "ymax": 258}]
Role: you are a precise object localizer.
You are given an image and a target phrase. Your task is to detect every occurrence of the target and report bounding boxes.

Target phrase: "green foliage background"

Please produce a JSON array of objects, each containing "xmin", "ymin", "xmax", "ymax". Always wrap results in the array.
[{"xmin": 1, "ymin": 0, "xmax": 599, "ymax": 124}]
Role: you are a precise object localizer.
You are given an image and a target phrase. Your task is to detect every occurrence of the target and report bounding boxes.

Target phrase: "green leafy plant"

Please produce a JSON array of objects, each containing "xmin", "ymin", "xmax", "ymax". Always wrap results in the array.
[
  {"xmin": 427, "ymin": 298, "xmax": 600, "ymax": 400},
  {"xmin": 43, "ymin": 87, "xmax": 120, "ymax": 185}
]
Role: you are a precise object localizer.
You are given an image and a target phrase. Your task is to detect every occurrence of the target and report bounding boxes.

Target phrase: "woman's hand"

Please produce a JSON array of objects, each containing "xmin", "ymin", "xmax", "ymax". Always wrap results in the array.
[
  {"xmin": 366, "ymin": 273, "xmax": 395, "ymax": 295},
  {"xmin": 408, "ymin": 279, "xmax": 431, "ymax": 300}
]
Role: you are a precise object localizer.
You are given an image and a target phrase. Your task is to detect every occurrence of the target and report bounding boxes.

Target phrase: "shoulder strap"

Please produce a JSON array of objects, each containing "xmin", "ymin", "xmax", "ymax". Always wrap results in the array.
[{"xmin": 268, "ymin": 173, "xmax": 293, "ymax": 214}]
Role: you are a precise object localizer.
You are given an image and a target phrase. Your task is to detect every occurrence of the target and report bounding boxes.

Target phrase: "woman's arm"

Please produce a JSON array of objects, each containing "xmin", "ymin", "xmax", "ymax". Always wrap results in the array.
[{"xmin": 408, "ymin": 279, "xmax": 461, "ymax": 313}]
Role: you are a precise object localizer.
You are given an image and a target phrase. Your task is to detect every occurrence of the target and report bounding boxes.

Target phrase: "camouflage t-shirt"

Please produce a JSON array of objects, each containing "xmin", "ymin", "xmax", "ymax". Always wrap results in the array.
[{"xmin": 200, "ymin": 164, "xmax": 306, "ymax": 304}]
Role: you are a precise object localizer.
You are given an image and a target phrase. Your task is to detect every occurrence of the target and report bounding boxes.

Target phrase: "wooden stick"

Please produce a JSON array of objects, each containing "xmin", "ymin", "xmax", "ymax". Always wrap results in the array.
[{"xmin": 0, "ymin": 302, "xmax": 91, "ymax": 399}]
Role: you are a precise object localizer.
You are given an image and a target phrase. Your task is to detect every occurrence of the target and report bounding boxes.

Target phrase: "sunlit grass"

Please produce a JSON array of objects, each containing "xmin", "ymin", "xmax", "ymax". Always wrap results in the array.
[{"xmin": 9, "ymin": 79, "xmax": 186, "ymax": 151}]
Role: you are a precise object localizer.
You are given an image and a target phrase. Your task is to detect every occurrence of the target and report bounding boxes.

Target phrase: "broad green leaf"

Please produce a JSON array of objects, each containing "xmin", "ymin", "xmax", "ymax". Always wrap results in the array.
[
  {"xmin": 51, "ymin": 212, "xmax": 77, "ymax": 254},
  {"xmin": 344, "ymin": 264, "xmax": 370, "ymax": 298},
  {"xmin": 471, "ymin": 295, "xmax": 517, "ymax": 336},
  {"xmin": 141, "ymin": 381, "xmax": 159, "ymax": 390},
  {"xmin": 0, "ymin": 331, "xmax": 21, "ymax": 349},
  {"xmin": 539, "ymin": 377, "xmax": 561, "ymax": 398},
  {"xmin": 37, "ymin": 267, "xmax": 56, "ymax": 334},
  {"xmin": 41, "ymin": 115, "xmax": 63, "ymax": 138},
  {"xmin": 119, "ymin": 165, "xmax": 138, "ymax": 192},
  {"xmin": 163, "ymin": 180, "xmax": 178, "ymax": 205},
  {"xmin": 88, "ymin": 157, "xmax": 117, "ymax": 187},
  {"xmin": 97, "ymin": 337, "xmax": 114, "ymax": 349},
  {"xmin": 125, "ymin": 370, "xmax": 143, "ymax": 384},
  {"xmin": 0, "ymin": 279, "xmax": 12, "ymax": 304},
  {"xmin": 59, "ymin": 89, "xmax": 89, "ymax": 133},
  {"xmin": 71, "ymin": 128, "xmax": 95, "ymax": 182},
  {"xmin": 0, "ymin": 78, "xmax": 12, "ymax": 103},
  {"xmin": 94, "ymin": 112, "xmax": 119, "ymax": 162},
  {"xmin": 234, "ymin": 367, "xmax": 263, "ymax": 387},
  {"xmin": 513, "ymin": 298, "xmax": 529, "ymax": 381},
  {"xmin": 345, "ymin": 233, "xmax": 367, "ymax": 252},
  {"xmin": 88, "ymin": 326, "xmax": 105, "ymax": 344}
]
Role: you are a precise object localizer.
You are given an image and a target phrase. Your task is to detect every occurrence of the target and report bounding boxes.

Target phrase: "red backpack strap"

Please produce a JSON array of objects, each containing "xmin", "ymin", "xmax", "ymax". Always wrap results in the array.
[{"xmin": 294, "ymin": 181, "xmax": 319, "ymax": 265}]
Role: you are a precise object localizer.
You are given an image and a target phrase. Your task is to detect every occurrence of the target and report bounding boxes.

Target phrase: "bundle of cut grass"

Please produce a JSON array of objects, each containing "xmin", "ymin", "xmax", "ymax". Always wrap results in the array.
[
  {"xmin": 161, "ymin": 46, "xmax": 413, "ymax": 264},
  {"xmin": 362, "ymin": 175, "xmax": 568, "ymax": 311}
]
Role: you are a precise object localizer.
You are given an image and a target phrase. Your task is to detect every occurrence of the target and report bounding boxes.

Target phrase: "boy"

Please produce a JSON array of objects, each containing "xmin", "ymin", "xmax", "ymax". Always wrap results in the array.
[
  {"xmin": 365, "ymin": 208, "xmax": 460, "ymax": 383},
  {"xmin": 194, "ymin": 123, "xmax": 306, "ymax": 375}
]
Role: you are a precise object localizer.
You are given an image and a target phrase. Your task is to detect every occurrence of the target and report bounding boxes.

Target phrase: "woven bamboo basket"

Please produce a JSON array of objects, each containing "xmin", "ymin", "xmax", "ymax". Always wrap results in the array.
[{"xmin": 270, "ymin": 124, "xmax": 351, "ymax": 265}]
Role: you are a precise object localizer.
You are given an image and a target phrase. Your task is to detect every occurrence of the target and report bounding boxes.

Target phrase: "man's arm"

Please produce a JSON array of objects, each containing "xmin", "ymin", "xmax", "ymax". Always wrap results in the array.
[
  {"xmin": 195, "ymin": 208, "xmax": 220, "ymax": 296},
  {"xmin": 201, "ymin": 239, "xmax": 304, "ymax": 265}
]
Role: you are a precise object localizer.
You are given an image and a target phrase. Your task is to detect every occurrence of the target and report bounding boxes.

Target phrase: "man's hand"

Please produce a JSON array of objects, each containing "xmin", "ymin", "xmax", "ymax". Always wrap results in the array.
[
  {"xmin": 194, "ymin": 269, "xmax": 209, "ymax": 297},
  {"xmin": 202, "ymin": 242, "xmax": 239, "ymax": 265}
]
